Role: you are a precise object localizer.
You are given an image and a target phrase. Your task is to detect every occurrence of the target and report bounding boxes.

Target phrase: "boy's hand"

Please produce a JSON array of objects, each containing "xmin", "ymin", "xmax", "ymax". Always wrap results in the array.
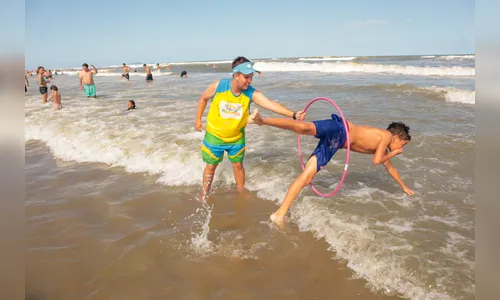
[
  {"xmin": 295, "ymin": 110, "xmax": 306, "ymax": 121},
  {"xmin": 195, "ymin": 119, "xmax": 203, "ymax": 131},
  {"xmin": 403, "ymin": 186, "xmax": 415, "ymax": 196},
  {"xmin": 247, "ymin": 109, "xmax": 263, "ymax": 126},
  {"xmin": 391, "ymin": 148, "xmax": 403, "ymax": 156}
]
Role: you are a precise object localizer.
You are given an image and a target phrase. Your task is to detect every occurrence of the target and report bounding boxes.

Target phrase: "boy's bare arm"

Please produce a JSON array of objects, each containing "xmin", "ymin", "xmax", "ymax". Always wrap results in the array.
[
  {"xmin": 383, "ymin": 160, "xmax": 415, "ymax": 195},
  {"xmin": 372, "ymin": 133, "xmax": 401, "ymax": 165}
]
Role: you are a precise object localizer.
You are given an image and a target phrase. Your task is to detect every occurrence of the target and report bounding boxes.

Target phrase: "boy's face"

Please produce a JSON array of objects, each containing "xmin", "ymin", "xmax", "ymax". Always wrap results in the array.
[{"xmin": 389, "ymin": 136, "xmax": 409, "ymax": 151}]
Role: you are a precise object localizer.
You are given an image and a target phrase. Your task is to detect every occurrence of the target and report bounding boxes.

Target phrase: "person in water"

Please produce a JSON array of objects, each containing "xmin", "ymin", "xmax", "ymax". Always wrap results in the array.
[
  {"xmin": 127, "ymin": 100, "xmax": 136, "ymax": 111},
  {"xmin": 194, "ymin": 56, "xmax": 306, "ymax": 200},
  {"xmin": 48, "ymin": 85, "xmax": 62, "ymax": 110},
  {"xmin": 247, "ymin": 108, "xmax": 415, "ymax": 226},
  {"xmin": 144, "ymin": 64, "xmax": 153, "ymax": 81},
  {"xmin": 79, "ymin": 63, "xmax": 98, "ymax": 98},
  {"xmin": 180, "ymin": 70, "xmax": 188, "ymax": 78},
  {"xmin": 37, "ymin": 66, "xmax": 50, "ymax": 103},
  {"xmin": 121, "ymin": 63, "xmax": 130, "ymax": 80}
]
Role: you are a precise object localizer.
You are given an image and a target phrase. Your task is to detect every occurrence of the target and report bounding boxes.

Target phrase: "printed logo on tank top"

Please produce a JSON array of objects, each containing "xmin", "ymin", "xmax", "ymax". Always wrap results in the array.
[{"xmin": 219, "ymin": 101, "xmax": 243, "ymax": 119}]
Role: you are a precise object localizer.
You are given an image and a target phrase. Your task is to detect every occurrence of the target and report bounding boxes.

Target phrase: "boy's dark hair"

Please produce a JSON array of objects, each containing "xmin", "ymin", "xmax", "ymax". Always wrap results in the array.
[
  {"xmin": 50, "ymin": 85, "xmax": 58, "ymax": 91},
  {"xmin": 123, "ymin": 63, "xmax": 126, "ymax": 66},
  {"xmin": 231, "ymin": 56, "xmax": 251, "ymax": 69},
  {"xmin": 82, "ymin": 63, "xmax": 88, "ymax": 68},
  {"xmin": 387, "ymin": 122, "xmax": 411, "ymax": 141},
  {"xmin": 143, "ymin": 64, "xmax": 147, "ymax": 67}
]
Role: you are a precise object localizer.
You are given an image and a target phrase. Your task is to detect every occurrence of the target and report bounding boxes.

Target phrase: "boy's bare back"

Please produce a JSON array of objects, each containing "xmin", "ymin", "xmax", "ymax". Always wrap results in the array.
[{"xmin": 346, "ymin": 122, "xmax": 392, "ymax": 154}]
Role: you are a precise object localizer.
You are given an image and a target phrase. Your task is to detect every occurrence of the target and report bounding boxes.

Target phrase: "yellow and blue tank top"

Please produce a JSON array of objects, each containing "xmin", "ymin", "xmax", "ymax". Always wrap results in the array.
[{"xmin": 206, "ymin": 78, "xmax": 255, "ymax": 143}]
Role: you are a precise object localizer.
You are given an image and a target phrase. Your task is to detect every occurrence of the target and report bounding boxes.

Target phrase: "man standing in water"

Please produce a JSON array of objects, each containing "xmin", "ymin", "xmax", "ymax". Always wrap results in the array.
[
  {"xmin": 195, "ymin": 56, "xmax": 306, "ymax": 200},
  {"xmin": 79, "ymin": 63, "xmax": 98, "ymax": 98},
  {"xmin": 143, "ymin": 64, "xmax": 153, "ymax": 81},
  {"xmin": 120, "ymin": 63, "xmax": 130, "ymax": 80}
]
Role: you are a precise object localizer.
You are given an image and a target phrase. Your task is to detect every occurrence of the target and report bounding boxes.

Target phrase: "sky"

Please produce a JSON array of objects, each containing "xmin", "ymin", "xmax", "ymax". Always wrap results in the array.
[{"xmin": 25, "ymin": 0, "xmax": 474, "ymax": 69}]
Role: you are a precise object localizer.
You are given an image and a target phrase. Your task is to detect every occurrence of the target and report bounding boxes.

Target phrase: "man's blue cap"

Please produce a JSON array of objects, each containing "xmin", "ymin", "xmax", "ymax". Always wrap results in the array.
[{"xmin": 232, "ymin": 62, "xmax": 259, "ymax": 75}]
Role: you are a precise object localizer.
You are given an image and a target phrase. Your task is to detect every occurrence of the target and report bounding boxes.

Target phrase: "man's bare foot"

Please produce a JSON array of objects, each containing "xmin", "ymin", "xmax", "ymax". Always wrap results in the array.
[
  {"xmin": 247, "ymin": 108, "xmax": 264, "ymax": 126},
  {"xmin": 270, "ymin": 213, "xmax": 286, "ymax": 228}
]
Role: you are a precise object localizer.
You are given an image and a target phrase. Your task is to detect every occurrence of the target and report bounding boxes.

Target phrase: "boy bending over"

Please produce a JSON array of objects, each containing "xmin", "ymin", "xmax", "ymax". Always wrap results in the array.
[{"xmin": 248, "ymin": 109, "xmax": 415, "ymax": 225}]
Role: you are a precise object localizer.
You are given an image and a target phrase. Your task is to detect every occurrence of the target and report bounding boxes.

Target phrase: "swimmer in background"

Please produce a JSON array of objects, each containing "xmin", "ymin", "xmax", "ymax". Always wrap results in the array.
[
  {"xmin": 121, "ymin": 63, "xmax": 130, "ymax": 80},
  {"xmin": 180, "ymin": 70, "xmax": 188, "ymax": 78},
  {"xmin": 156, "ymin": 63, "xmax": 171, "ymax": 71},
  {"xmin": 37, "ymin": 66, "xmax": 50, "ymax": 103},
  {"xmin": 48, "ymin": 85, "xmax": 62, "ymax": 110},
  {"xmin": 144, "ymin": 64, "xmax": 153, "ymax": 81},
  {"xmin": 127, "ymin": 100, "xmax": 136, "ymax": 111}
]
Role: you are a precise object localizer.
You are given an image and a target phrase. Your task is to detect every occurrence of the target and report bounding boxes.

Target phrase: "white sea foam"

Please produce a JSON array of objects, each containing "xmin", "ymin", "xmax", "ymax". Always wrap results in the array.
[
  {"xmin": 423, "ymin": 86, "xmax": 475, "ymax": 104},
  {"xmin": 253, "ymin": 61, "xmax": 475, "ymax": 76},
  {"xmin": 169, "ymin": 60, "xmax": 232, "ymax": 65},
  {"xmin": 298, "ymin": 56, "xmax": 357, "ymax": 61}
]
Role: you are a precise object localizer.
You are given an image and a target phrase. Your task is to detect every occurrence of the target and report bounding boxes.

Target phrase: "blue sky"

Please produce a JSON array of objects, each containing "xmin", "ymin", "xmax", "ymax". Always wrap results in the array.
[{"xmin": 25, "ymin": 0, "xmax": 474, "ymax": 69}]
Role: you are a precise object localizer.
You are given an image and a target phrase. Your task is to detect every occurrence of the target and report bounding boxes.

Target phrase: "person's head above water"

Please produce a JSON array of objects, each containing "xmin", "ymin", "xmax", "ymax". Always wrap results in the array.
[
  {"xmin": 231, "ymin": 56, "xmax": 259, "ymax": 91},
  {"xmin": 127, "ymin": 100, "xmax": 136, "ymax": 110},
  {"xmin": 386, "ymin": 122, "xmax": 411, "ymax": 151}
]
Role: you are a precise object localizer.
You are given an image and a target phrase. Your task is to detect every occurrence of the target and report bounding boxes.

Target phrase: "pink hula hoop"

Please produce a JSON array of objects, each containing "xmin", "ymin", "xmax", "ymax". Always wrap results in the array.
[{"xmin": 298, "ymin": 97, "xmax": 350, "ymax": 197}]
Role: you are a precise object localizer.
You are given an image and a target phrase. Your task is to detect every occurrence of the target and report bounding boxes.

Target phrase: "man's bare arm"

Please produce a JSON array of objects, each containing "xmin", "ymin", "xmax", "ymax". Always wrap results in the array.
[
  {"xmin": 91, "ymin": 64, "xmax": 98, "ymax": 74},
  {"xmin": 194, "ymin": 80, "xmax": 218, "ymax": 131},
  {"xmin": 252, "ymin": 90, "xmax": 306, "ymax": 120}
]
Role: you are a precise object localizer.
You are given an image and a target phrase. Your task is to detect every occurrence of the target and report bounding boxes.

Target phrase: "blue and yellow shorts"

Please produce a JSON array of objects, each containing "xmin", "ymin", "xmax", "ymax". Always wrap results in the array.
[{"xmin": 201, "ymin": 131, "xmax": 245, "ymax": 165}]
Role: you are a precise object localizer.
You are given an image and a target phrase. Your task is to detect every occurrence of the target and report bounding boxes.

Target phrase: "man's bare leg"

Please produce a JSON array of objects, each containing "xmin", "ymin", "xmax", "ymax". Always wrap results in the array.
[
  {"xmin": 270, "ymin": 156, "xmax": 319, "ymax": 226},
  {"xmin": 231, "ymin": 162, "xmax": 245, "ymax": 192},
  {"xmin": 200, "ymin": 163, "xmax": 218, "ymax": 201}
]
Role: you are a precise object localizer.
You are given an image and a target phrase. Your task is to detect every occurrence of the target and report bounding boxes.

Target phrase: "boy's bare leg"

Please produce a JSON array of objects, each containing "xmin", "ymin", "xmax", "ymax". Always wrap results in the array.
[
  {"xmin": 271, "ymin": 156, "xmax": 319, "ymax": 225},
  {"xmin": 231, "ymin": 162, "xmax": 245, "ymax": 192},
  {"xmin": 200, "ymin": 163, "xmax": 218, "ymax": 201},
  {"xmin": 248, "ymin": 108, "xmax": 316, "ymax": 136}
]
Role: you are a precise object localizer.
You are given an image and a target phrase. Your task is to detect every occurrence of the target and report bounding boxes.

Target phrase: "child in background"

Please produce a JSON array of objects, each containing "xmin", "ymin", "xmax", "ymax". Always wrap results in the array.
[{"xmin": 48, "ymin": 85, "xmax": 62, "ymax": 110}]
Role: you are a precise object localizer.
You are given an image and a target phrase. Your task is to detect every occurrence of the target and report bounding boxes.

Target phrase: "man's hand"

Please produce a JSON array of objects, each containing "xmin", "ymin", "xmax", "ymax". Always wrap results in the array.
[
  {"xmin": 80, "ymin": 85, "xmax": 83, "ymax": 90},
  {"xmin": 295, "ymin": 110, "xmax": 306, "ymax": 121},
  {"xmin": 195, "ymin": 119, "xmax": 203, "ymax": 131},
  {"xmin": 403, "ymin": 186, "xmax": 415, "ymax": 196}
]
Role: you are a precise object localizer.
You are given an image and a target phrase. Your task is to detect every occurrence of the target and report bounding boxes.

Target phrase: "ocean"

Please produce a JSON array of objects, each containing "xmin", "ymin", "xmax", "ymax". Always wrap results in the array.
[{"xmin": 25, "ymin": 54, "xmax": 475, "ymax": 300}]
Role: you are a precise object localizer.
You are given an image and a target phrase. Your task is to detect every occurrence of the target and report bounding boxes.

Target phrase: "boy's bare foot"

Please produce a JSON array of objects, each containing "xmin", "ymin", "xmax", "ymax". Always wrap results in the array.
[
  {"xmin": 247, "ymin": 108, "xmax": 264, "ymax": 126},
  {"xmin": 270, "ymin": 213, "xmax": 286, "ymax": 228}
]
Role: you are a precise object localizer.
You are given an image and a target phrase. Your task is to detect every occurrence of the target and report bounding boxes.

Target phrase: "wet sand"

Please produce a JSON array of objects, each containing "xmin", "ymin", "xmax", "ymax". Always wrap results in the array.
[{"xmin": 26, "ymin": 140, "xmax": 402, "ymax": 300}]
